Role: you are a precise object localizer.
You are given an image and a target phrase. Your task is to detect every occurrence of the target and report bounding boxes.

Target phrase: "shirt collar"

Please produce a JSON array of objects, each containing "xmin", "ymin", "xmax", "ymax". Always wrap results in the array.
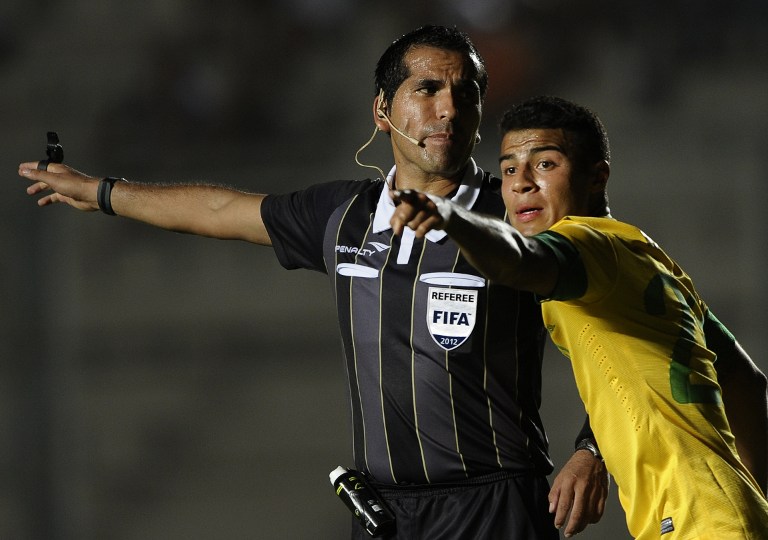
[{"xmin": 372, "ymin": 158, "xmax": 485, "ymax": 242}]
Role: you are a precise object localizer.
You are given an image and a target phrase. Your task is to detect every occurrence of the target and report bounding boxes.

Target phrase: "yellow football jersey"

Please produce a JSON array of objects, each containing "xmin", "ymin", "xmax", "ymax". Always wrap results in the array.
[{"xmin": 535, "ymin": 216, "xmax": 768, "ymax": 539}]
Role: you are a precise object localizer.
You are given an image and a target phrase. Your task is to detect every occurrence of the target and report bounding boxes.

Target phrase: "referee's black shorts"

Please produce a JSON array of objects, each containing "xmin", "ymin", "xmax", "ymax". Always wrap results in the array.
[{"xmin": 351, "ymin": 470, "xmax": 558, "ymax": 540}]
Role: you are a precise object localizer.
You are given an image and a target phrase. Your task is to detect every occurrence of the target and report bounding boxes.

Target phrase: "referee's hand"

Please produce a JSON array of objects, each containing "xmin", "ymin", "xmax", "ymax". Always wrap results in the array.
[
  {"xmin": 20, "ymin": 162, "xmax": 101, "ymax": 212},
  {"xmin": 549, "ymin": 450, "xmax": 609, "ymax": 536}
]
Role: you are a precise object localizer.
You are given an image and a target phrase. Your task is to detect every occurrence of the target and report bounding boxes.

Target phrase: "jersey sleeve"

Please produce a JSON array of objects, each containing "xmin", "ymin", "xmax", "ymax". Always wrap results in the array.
[
  {"xmin": 703, "ymin": 309, "xmax": 740, "ymax": 372},
  {"xmin": 534, "ymin": 218, "xmax": 619, "ymax": 304},
  {"xmin": 260, "ymin": 179, "xmax": 373, "ymax": 273}
]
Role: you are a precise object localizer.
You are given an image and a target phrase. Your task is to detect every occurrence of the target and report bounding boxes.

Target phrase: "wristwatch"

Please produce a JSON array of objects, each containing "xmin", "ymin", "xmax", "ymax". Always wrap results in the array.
[{"xmin": 575, "ymin": 438, "xmax": 603, "ymax": 462}]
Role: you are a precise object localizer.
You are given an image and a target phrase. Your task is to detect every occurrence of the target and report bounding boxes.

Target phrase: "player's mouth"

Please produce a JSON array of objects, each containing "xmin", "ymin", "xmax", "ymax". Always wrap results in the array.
[{"xmin": 515, "ymin": 206, "xmax": 542, "ymax": 223}]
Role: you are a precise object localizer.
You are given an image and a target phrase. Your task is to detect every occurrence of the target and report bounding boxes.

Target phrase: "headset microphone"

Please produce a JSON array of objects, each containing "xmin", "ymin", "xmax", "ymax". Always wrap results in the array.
[{"xmin": 376, "ymin": 90, "xmax": 422, "ymax": 147}]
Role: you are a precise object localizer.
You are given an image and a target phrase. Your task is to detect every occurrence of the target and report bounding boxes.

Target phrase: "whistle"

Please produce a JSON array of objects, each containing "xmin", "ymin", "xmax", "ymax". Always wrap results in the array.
[{"xmin": 37, "ymin": 131, "xmax": 63, "ymax": 171}]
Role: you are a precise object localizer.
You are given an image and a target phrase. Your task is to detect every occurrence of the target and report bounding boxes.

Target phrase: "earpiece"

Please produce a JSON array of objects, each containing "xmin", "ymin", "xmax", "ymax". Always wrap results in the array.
[
  {"xmin": 376, "ymin": 94, "xmax": 387, "ymax": 119},
  {"xmin": 376, "ymin": 89, "xmax": 421, "ymax": 146}
]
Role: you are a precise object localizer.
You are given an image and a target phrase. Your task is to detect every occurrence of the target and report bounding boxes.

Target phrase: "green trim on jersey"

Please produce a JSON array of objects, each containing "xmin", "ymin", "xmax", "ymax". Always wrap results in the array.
[{"xmin": 533, "ymin": 230, "xmax": 588, "ymax": 301}]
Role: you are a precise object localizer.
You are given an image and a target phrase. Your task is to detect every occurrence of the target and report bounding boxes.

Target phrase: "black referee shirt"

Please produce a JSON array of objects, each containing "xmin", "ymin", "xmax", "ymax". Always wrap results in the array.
[{"xmin": 261, "ymin": 163, "xmax": 552, "ymax": 485}]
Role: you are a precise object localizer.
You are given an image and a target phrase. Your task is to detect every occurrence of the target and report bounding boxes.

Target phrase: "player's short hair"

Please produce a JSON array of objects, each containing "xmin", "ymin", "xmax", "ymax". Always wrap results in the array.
[{"xmin": 499, "ymin": 96, "xmax": 611, "ymax": 169}]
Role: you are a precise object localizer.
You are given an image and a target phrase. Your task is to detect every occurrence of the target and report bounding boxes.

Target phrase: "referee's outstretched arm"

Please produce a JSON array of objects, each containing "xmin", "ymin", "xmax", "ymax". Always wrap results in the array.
[{"xmin": 19, "ymin": 161, "xmax": 273, "ymax": 246}]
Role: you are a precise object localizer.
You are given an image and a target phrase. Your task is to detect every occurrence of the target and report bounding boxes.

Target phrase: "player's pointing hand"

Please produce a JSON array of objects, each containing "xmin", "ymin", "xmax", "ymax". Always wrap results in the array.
[{"xmin": 390, "ymin": 189, "xmax": 453, "ymax": 238}]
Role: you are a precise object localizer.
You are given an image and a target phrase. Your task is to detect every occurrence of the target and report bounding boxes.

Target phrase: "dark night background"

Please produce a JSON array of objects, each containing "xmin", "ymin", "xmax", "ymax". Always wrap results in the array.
[{"xmin": 1, "ymin": 1, "xmax": 766, "ymax": 538}]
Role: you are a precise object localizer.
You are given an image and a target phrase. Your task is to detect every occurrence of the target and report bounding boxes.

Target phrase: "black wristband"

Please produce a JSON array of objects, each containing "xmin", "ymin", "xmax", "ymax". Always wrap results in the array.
[{"xmin": 97, "ymin": 177, "xmax": 123, "ymax": 216}]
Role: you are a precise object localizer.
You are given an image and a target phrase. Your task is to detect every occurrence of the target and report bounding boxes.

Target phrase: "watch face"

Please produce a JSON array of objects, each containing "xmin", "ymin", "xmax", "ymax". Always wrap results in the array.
[{"xmin": 576, "ymin": 439, "xmax": 601, "ymax": 459}]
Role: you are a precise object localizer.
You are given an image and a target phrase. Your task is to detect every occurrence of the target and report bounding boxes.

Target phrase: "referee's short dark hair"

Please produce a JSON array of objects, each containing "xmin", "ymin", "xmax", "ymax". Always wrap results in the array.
[{"xmin": 374, "ymin": 25, "xmax": 488, "ymax": 109}]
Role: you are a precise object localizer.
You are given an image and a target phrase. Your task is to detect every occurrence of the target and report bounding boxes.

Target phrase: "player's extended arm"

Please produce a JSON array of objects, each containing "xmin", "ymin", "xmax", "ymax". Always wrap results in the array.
[
  {"xmin": 706, "ymin": 312, "xmax": 768, "ymax": 494},
  {"xmin": 19, "ymin": 161, "xmax": 271, "ymax": 245},
  {"xmin": 390, "ymin": 189, "xmax": 558, "ymax": 295}
]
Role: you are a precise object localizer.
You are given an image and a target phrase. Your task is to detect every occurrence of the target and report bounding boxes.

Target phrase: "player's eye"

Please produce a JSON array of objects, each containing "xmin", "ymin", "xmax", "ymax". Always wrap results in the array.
[{"xmin": 537, "ymin": 160, "xmax": 554, "ymax": 170}]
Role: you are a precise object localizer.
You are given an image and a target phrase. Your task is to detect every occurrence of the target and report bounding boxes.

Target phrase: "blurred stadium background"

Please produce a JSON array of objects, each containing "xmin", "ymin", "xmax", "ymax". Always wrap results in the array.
[{"xmin": 1, "ymin": 1, "xmax": 766, "ymax": 538}]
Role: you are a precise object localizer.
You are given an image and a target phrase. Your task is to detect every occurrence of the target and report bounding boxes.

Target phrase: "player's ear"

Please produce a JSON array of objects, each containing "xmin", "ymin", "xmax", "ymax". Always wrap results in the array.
[{"xmin": 590, "ymin": 160, "xmax": 610, "ymax": 192}]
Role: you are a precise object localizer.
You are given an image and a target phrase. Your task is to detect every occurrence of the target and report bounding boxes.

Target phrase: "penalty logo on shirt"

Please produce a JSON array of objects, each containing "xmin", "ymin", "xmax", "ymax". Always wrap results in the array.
[{"xmin": 426, "ymin": 287, "xmax": 478, "ymax": 351}]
